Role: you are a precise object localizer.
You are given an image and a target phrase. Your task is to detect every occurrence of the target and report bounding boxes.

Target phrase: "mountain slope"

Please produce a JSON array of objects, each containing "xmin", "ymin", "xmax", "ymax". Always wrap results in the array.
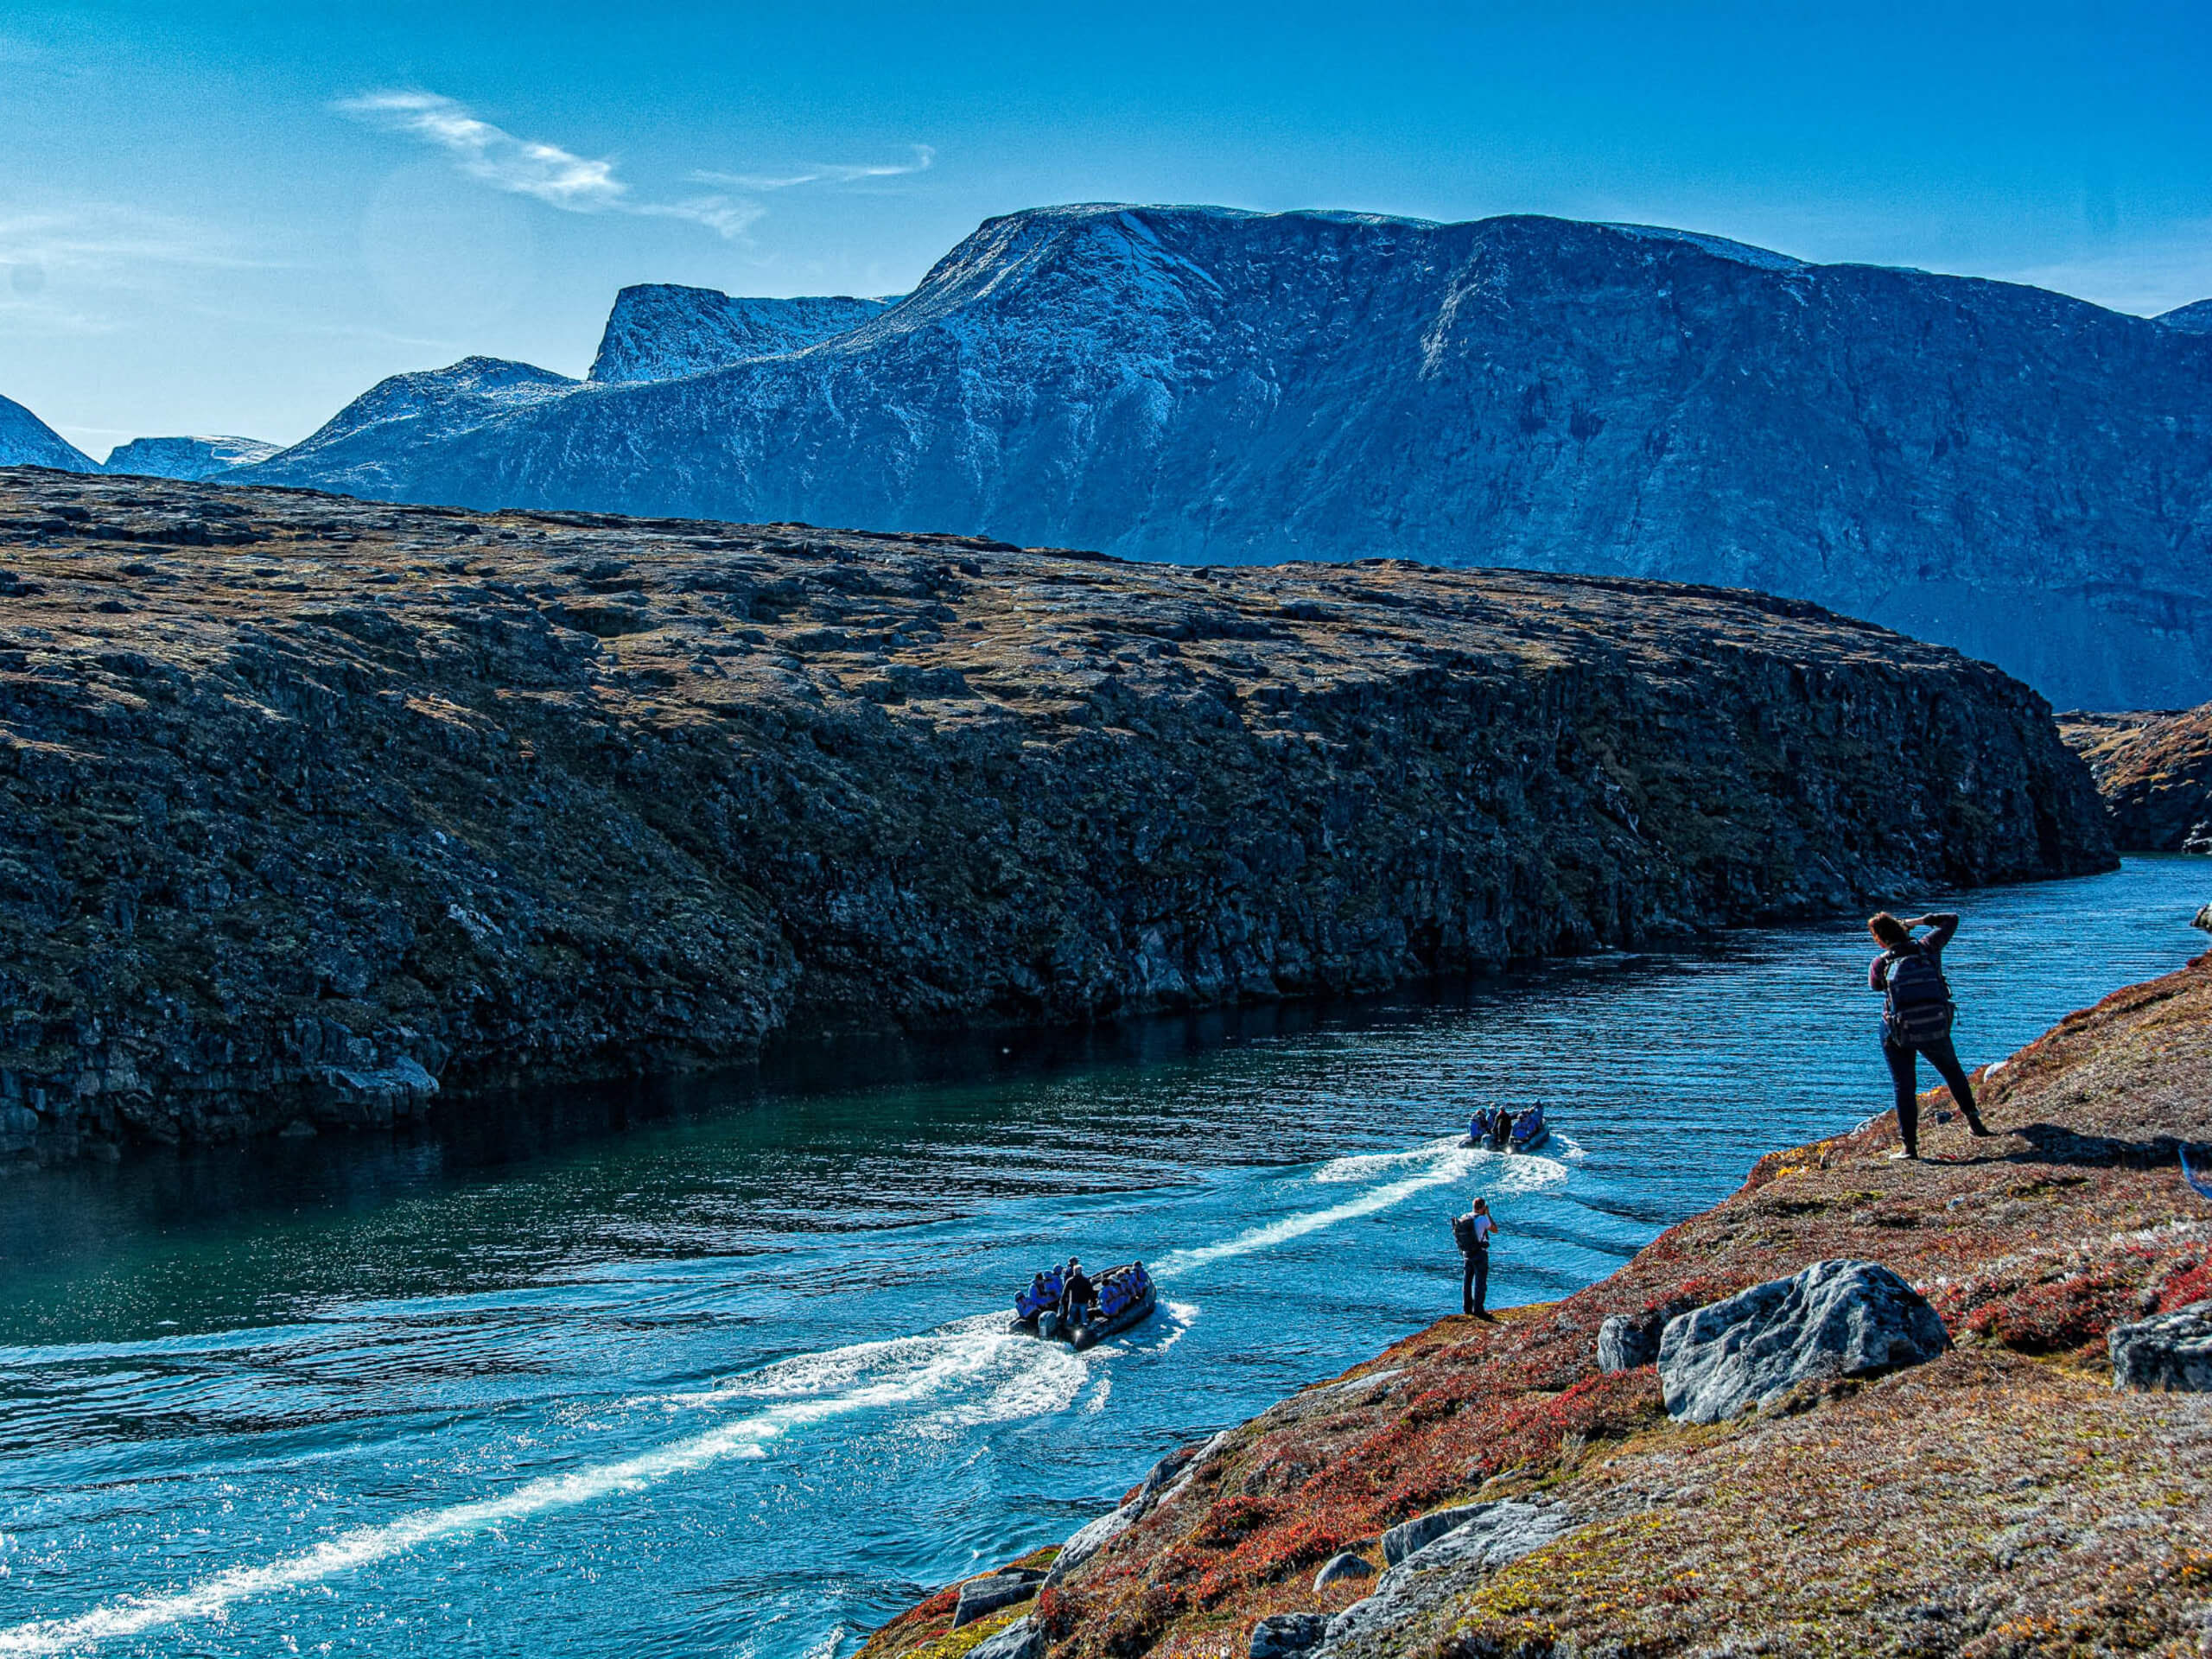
[
  {"xmin": 238, "ymin": 207, "xmax": 2212, "ymax": 708},
  {"xmin": 105, "ymin": 435, "xmax": 280, "ymax": 480},
  {"xmin": 0, "ymin": 393, "xmax": 99, "ymax": 472},
  {"xmin": 2156, "ymin": 297, "xmax": 2212, "ymax": 334},
  {"xmin": 235, "ymin": 356, "xmax": 579, "ymax": 499},
  {"xmin": 587, "ymin": 285, "xmax": 893, "ymax": 382}
]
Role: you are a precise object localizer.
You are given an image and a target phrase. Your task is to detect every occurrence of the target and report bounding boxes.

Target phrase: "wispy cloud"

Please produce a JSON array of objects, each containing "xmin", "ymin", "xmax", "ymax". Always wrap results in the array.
[
  {"xmin": 694, "ymin": 145, "xmax": 936, "ymax": 194},
  {"xmin": 0, "ymin": 202, "xmax": 273, "ymax": 335},
  {"xmin": 337, "ymin": 91, "xmax": 929, "ymax": 240}
]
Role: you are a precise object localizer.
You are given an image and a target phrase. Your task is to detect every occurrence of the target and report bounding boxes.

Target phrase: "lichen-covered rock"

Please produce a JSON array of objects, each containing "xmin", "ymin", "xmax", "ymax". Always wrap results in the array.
[
  {"xmin": 1249, "ymin": 1612, "xmax": 1328, "ymax": 1657},
  {"xmin": 0, "ymin": 470, "xmax": 2113, "ymax": 1163},
  {"xmin": 1320, "ymin": 1502, "xmax": 1573, "ymax": 1658},
  {"xmin": 964, "ymin": 1617, "xmax": 1042, "ymax": 1659},
  {"xmin": 2109, "ymin": 1300, "xmax": 2212, "ymax": 1391},
  {"xmin": 1659, "ymin": 1259, "xmax": 1951, "ymax": 1423},
  {"xmin": 1598, "ymin": 1312, "xmax": 1662, "ymax": 1372},
  {"xmin": 1312, "ymin": 1552, "xmax": 1374, "ymax": 1591},
  {"xmin": 1380, "ymin": 1503, "xmax": 1489, "ymax": 1567},
  {"xmin": 950, "ymin": 1573, "xmax": 1039, "ymax": 1629}
]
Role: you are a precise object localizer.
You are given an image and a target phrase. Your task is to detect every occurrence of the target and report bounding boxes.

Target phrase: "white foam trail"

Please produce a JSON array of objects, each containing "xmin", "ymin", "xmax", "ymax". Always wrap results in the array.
[
  {"xmin": 1155, "ymin": 1147, "xmax": 1481, "ymax": 1275},
  {"xmin": 1553, "ymin": 1134, "xmax": 1589, "ymax": 1162},
  {"xmin": 1084, "ymin": 1373, "xmax": 1114, "ymax": 1414},
  {"xmin": 1493, "ymin": 1155, "xmax": 1570, "ymax": 1193},
  {"xmin": 0, "ymin": 1323, "xmax": 1042, "ymax": 1656},
  {"xmin": 1313, "ymin": 1135, "xmax": 1469, "ymax": 1184}
]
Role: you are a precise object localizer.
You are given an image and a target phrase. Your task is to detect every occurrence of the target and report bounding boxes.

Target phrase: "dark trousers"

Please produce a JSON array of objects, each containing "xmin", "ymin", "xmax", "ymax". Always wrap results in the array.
[
  {"xmin": 1883, "ymin": 1033, "xmax": 1980, "ymax": 1155},
  {"xmin": 1462, "ymin": 1247, "xmax": 1489, "ymax": 1315}
]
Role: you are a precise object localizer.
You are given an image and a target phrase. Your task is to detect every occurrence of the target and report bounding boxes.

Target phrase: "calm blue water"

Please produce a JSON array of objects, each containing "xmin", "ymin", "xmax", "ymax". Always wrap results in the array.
[{"xmin": 0, "ymin": 858, "xmax": 2203, "ymax": 1659}]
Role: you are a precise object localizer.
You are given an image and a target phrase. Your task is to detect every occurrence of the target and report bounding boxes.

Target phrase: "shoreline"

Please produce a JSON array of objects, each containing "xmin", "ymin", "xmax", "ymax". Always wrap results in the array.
[{"xmin": 866, "ymin": 936, "xmax": 2212, "ymax": 1659}]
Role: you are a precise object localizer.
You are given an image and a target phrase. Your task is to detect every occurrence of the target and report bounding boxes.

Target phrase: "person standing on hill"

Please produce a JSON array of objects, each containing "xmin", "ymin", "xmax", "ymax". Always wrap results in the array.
[
  {"xmin": 1452, "ymin": 1198, "xmax": 1499, "ymax": 1317},
  {"xmin": 1868, "ymin": 911, "xmax": 1993, "ymax": 1160}
]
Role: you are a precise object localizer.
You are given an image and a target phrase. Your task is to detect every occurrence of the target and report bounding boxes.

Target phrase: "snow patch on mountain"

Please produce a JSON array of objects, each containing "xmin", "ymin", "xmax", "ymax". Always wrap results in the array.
[
  {"xmin": 588, "ymin": 287, "xmax": 894, "ymax": 383},
  {"xmin": 0, "ymin": 393, "xmax": 99, "ymax": 472},
  {"xmin": 105, "ymin": 435, "xmax": 282, "ymax": 480}
]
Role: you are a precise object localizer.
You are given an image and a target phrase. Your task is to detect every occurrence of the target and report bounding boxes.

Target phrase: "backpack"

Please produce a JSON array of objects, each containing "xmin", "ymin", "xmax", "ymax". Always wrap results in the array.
[
  {"xmin": 1452, "ymin": 1212, "xmax": 1478, "ymax": 1254},
  {"xmin": 1884, "ymin": 948, "xmax": 1955, "ymax": 1044}
]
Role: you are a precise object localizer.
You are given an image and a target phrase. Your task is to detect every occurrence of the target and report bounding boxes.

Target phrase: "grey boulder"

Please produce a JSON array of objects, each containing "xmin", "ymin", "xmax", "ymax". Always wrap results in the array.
[
  {"xmin": 969, "ymin": 1618, "xmax": 1045, "ymax": 1659},
  {"xmin": 1312, "ymin": 1552, "xmax": 1375, "ymax": 1591},
  {"xmin": 1250, "ymin": 1613, "xmax": 1330, "ymax": 1657},
  {"xmin": 2110, "ymin": 1300, "xmax": 2212, "ymax": 1391},
  {"xmin": 952, "ymin": 1572, "xmax": 1042, "ymax": 1629},
  {"xmin": 1320, "ymin": 1503, "xmax": 1571, "ymax": 1656},
  {"xmin": 1380, "ymin": 1503, "xmax": 1486, "ymax": 1566},
  {"xmin": 1658, "ymin": 1258, "xmax": 1950, "ymax": 1424}
]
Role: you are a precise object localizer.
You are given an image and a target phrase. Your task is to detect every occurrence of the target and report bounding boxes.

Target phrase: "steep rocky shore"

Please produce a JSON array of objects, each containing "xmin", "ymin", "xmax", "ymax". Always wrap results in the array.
[
  {"xmin": 2061, "ymin": 706, "xmax": 2212, "ymax": 851},
  {"xmin": 0, "ymin": 468, "xmax": 2109, "ymax": 1164},
  {"xmin": 875, "ymin": 942, "xmax": 2212, "ymax": 1659}
]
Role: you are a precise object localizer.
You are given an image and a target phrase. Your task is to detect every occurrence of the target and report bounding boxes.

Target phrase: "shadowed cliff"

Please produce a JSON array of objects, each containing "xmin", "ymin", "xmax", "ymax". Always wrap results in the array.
[{"xmin": 0, "ymin": 469, "xmax": 2110, "ymax": 1163}]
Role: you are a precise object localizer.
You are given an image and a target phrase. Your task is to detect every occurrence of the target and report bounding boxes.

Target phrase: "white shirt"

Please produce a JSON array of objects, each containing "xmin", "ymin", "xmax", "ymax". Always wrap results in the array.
[{"xmin": 1467, "ymin": 1214, "xmax": 1497, "ymax": 1248}]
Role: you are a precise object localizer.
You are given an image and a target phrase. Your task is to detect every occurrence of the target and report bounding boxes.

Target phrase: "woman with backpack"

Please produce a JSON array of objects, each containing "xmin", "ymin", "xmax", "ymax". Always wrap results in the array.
[{"xmin": 1868, "ymin": 911, "xmax": 1993, "ymax": 1159}]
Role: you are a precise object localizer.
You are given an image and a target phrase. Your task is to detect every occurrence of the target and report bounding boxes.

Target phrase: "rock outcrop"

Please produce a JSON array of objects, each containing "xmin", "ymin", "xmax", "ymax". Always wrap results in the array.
[
  {"xmin": 0, "ymin": 469, "xmax": 2111, "ymax": 1164},
  {"xmin": 105, "ymin": 435, "xmax": 281, "ymax": 480},
  {"xmin": 1656, "ymin": 1258, "xmax": 1951, "ymax": 1422},
  {"xmin": 0, "ymin": 392, "xmax": 98, "ymax": 473},
  {"xmin": 2060, "ymin": 704, "xmax": 2212, "ymax": 851},
  {"xmin": 865, "ymin": 942, "xmax": 2212, "ymax": 1659},
  {"xmin": 587, "ymin": 285, "xmax": 893, "ymax": 384},
  {"xmin": 2109, "ymin": 1301, "xmax": 2212, "ymax": 1391},
  {"xmin": 230, "ymin": 204, "xmax": 2212, "ymax": 709}
]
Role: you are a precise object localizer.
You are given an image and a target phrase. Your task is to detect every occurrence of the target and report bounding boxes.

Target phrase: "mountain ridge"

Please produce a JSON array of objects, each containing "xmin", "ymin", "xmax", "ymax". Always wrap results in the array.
[{"xmin": 227, "ymin": 205, "xmax": 2212, "ymax": 707}]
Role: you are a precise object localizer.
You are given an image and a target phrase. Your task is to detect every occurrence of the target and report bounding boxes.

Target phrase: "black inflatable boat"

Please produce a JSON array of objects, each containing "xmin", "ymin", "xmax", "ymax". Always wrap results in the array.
[{"xmin": 1012, "ymin": 1262, "xmax": 1158, "ymax": 1351}]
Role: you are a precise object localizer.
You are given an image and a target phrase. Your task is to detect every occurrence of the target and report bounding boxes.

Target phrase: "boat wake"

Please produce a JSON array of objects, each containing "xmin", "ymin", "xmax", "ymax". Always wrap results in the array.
[{"xmin": 0, "ymin": 1319, "xmax": 1077, "ymax": 1656}]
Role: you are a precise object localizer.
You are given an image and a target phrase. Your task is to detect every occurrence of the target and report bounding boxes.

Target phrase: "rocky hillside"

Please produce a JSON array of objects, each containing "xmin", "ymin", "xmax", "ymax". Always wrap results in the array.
[
  {"xmin": 0, "ymin": 468, "xmax": 2109, "ymax": 1164},
  {"xmin": 587, "ymin": 285, "xmax": 893, "ymax": 383},
  {"xmin": 874, "ymin": 941, "xmax": 2212, "ymax": 1659},
  {"xmin": 0, "ymin": 392, "xmax": 96, "ymax": 472},
  {"xmin": 2062, "ymin": 705, "xmax": 2212, "ymax": 851},
  {"xmin": 231, "ymin": 205, "xmax": 2212, "ymax": 709},
  {"xmin": 104, "ymin": 435, "xmax": 281, "ymax": 480}
]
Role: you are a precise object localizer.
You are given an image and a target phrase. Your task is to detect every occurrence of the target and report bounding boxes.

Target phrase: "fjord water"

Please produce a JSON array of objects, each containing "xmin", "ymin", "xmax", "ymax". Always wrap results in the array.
[{"xmin": 2, "ymin": 858, "xmax": 2203, "ymax": 1659}]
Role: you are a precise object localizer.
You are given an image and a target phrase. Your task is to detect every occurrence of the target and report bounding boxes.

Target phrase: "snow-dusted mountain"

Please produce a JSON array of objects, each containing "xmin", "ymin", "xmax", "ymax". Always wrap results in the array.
[
  {"xmin": 236, "ymin": 357, "xmax": 579, "ymax": 499},
  {"xmin": 587, "ymin": 286, "xmax": 893, "ymax": 383},
  {"xmin": 105, "ymin": 435, "xmax": 280, "ymax": 480},
  {"xmin": 0, "ymin": 393, "xmax": 99, "ymax": 472},
  {"xmin": 235, "ymin": 206, "xmax": 2212, "ymax": 707}
]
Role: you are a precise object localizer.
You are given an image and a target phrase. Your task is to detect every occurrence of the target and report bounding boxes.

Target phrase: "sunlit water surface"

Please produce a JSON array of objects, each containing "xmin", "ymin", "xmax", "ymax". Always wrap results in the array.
[{"xmin": 1, "ymin": 858, "xmax": 2203, "ymax": 1658}]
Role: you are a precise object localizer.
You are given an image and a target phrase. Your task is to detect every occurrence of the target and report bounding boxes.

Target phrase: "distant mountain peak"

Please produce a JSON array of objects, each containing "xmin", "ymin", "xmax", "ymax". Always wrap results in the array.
[
  {"xmin": 105, "ymin": 435, "xmax": 281, "ymax": 481},
  {"xmin": 0, "ymin": 393, "xmax": 99, "ymax": 473}
]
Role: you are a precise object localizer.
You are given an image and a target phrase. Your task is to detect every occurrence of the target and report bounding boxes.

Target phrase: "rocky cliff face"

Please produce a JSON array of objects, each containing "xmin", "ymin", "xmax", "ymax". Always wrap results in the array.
[
  {"xmin": 230, "ymin": 205, "xmax": 2212, "ymax": 709},
  {"xmin": 0, "ymin": 392, "xmax": 97, "ymax": 472},
  {"xmin": 879, "ymin": 949, "xmax": 2212, "ymax": 1659},
  {"xmin": 2158, "ymin": 298, "xmax": 2212, "ymax": 334},
  {"xmin": 104, "ymin": 435, "xmax": 281, "ymax": 480},
  {"xmin": 0, "ymin": 468, "xmax": 2110, "ymax": 1163},
  {"xmin": 2060, "ymin": 704, "xmax": 2212, "ymax": 850},
  {"xmin": 587, "ymin": 285, "xmax": 893, "ymax": 383}
]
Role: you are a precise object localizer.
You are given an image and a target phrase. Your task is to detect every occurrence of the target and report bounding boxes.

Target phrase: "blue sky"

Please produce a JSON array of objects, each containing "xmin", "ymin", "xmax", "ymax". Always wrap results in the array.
[{"xmin": 3, "ymin": 0, "xmax": 2208, "ymax": 456}]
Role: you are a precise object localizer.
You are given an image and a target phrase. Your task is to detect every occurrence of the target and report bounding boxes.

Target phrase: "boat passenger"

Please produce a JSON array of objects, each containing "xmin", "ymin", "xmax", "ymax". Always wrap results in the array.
[
  {"xmin": 1491, "ymin": 1108, "xmax": 1515, "ymax": 1151},
  {"xmin": 1867, "ymin": 911, "xmax": 1992, "ymax": 1160},
  {"xmin": 1062, "ymin": 1261, "xmax": 1096, "ymax": 1325}
]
